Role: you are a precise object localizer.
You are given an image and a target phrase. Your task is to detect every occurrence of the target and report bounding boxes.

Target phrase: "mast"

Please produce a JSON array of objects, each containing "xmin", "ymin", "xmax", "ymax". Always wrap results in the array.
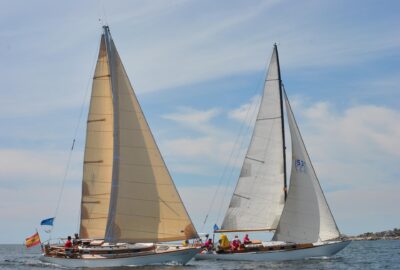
[
  {"xmin": 103, "ymin": 25, "xmax": 120, "ymax": 242},
  {"xmin": 274, "ymin": 43, "xmax": 288, "ymax": 200}
]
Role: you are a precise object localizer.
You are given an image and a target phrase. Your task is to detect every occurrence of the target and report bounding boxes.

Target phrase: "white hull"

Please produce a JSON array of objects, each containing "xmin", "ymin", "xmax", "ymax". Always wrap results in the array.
[
  {"xmin": 195, "ymin": 241, "xmax": 350, "ymax": 262},
  {"xmin": 40, "ymin": 247, "xmax": 199, "ymax": 268}
]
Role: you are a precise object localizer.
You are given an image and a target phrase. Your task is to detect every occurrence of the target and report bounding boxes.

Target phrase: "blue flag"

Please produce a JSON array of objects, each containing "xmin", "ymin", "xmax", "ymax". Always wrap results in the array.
[
  {"xmin": 40, "ymin": 217, "xmax": 55, "ymax": 226},
  {"xmin": 213, "ymin": 224, "xmax": 219, "ymax": 231}
]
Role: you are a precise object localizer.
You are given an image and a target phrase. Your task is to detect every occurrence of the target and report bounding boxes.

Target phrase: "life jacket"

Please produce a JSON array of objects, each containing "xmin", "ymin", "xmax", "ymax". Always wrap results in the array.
[{"xmin": 220, "ymin": 234, "xmax": 230, "ymax": 248}]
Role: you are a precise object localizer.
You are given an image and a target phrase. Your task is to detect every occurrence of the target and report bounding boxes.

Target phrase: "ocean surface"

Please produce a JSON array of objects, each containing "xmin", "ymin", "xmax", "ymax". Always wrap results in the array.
[{"xmin": 0, "ymin": 240, "xmax": 399, "ymax": 270}]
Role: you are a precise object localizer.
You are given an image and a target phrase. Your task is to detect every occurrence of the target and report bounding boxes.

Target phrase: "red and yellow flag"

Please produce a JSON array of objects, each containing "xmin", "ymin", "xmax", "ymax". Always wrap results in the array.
[{"xmin": 25, "ymin": 232, "xmax": 41, "ymax": 248}]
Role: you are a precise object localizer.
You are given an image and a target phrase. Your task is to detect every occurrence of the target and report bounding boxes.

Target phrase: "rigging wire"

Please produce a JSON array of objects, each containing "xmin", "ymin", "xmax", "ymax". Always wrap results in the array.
[
  {"xmin": 49, "ymin": 37, "xmax": 100, "ymax": 239},
  {"xmin": 97, "ymin": 0, "xmax": 109, "ymax": 27},
  {"xmin": 214, "ymin": 92, "xmax": 261, "ymax": 226},
  {"xmin": 200, "ymin": 104, "xmax": 254, "ymax": 231}
]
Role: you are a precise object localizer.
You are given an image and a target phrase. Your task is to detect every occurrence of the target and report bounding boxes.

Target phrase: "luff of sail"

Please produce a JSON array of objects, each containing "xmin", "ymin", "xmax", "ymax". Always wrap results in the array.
[
  {"xmin": 273, "ymin": 89, "xmax": 340, "ymax": 243},
  {"xmin": 80, "ymin": 35, "xmax": 113, "ymax": 239},
  {"xmin": 81, "ymin": 26, "xmax": 197, "ymax": 243},
  {"xmin": 220, "ymin": 46, "xmax": 285, "ymax": 232}
]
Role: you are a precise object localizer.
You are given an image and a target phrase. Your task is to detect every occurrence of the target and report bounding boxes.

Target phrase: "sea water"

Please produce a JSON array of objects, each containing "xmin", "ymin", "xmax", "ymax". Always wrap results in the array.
[{"xmin": 0, "ymin": 240, "xmax": 399, "ymax": 270}]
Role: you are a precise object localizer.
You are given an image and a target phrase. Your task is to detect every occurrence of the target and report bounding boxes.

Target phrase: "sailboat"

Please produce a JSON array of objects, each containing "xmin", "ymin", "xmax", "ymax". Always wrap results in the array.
[
  {"xmin": 40, "ymin": 26, "xmax": 200, "ymax": 268},
  {"xmin": 196, "ymin": 44, "xmax": 350, "ymax": 261}
]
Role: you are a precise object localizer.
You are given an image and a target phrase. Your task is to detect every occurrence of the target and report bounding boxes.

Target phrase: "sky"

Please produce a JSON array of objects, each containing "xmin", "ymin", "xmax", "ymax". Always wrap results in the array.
[{"xmin": 0, "ymin": 0, "xmax": 399, "ymax": 244}]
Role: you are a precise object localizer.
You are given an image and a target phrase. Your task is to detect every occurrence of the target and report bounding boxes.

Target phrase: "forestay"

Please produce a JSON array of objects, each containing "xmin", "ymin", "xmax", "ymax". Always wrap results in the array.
[
  {"xmin": 273, "ymin": 90, "xmax": 340, "ymax": 243},
  {"xmin": 220, "ymin": 46, "xmax": 285, "ymax": 231},
  {"xmin": 80, "ymin": 27, "xmax": 197, "ymax": 243}
]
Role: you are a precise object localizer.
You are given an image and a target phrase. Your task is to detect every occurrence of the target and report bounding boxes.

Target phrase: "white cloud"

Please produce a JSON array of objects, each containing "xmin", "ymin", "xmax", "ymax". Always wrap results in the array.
[
  {"xmin": 161, "ymin": 105, "xmax": 251, "ymax": 175},
  {"xmin": 295, "ymin": 101, "xmax": 400, "ymax": 178},
  {"xmin": 1, "ymin": 0, "xmax": 399, "ymax": 123},
  {"xmin": 163, "ymin": 136, "xmax": 238, "ymax": 174},
  {"xmin": 162, "ymin": 107, "xmax": 221, "ymax": 134},
  {"xmin": 116, "ymin": 1, "xmax": 400, "ymax": 93},
  {"xmin": 0, "ymin": 149, "xmax": 81, "ymax": 184},
  {"xmin": 228, "ymin": 95, "xmax": 261, "ymax": 125}
]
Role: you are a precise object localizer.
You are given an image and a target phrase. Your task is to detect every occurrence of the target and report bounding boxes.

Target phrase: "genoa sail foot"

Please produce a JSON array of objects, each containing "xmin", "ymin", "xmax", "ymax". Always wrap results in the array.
[
  {"xmin": 40, "ymin": 26, "xmax": 200, "ymax": 268},
  {"xmin": 196, "ymin": 44, "xmax": 350, "ymax": 261}
]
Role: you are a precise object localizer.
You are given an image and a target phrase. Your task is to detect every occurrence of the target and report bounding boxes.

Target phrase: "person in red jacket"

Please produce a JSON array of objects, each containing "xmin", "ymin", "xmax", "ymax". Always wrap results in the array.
[
  {"xmin": 202, "ymin": 238, "xmax": 213, "ymax": 251},
  {"xmin": 64, "ymin": 236, "xmax": 73, "ymax": 256},
  {"xmin": 65, "ymin": 236, "xmax": 72, "ymax": 248},
  {"xmin": 231, "ymin": 235, "xmax": 241, "ymax": 251},
  {"xmin": 243, "ymin": 234, "xmax": 252, "ymax": 244}
]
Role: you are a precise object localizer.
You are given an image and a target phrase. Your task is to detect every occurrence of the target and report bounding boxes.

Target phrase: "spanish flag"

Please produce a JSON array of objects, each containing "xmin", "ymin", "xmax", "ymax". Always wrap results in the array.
[{"xmin": 25, "ymin": 232, "xmax": 41, "ymax": 248}]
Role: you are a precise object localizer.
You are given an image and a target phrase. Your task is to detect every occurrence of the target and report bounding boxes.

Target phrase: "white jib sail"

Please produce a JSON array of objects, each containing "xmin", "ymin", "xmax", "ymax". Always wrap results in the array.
[
  {"xmin": 220, "ymin": 46, "xmax": 285, "ymax": 231},
  {"xmin": 273, "ymin": 89, "xmax": 340, "ymax": 243}
]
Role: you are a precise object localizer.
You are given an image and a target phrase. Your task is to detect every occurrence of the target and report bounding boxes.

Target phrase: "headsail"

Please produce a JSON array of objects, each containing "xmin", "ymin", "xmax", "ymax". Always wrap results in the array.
[
  {"xmin": 219, "ymin": 45, "xmax": 286, "ymax": 232},
  {"xmin": 273, "ymin": 88, "xmax": 340, "ymax": 243},
  {"xmin": 80, "ymin": 26, "xmax": 197, "ymax": 243}
]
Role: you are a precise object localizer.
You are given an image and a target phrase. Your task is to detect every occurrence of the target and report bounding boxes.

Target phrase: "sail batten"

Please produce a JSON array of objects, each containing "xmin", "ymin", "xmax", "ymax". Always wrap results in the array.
[
  {"xmin": 272, "ymin": 88, "xmax": 340, "ymax": 243},
  {"xmin": 220, "ymin": 45, "xmax": 285, "ymax": 231}
]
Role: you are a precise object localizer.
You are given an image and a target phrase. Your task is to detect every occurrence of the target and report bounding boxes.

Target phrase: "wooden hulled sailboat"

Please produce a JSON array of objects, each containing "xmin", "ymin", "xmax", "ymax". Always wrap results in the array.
[
  {"xmin": 196, "ymin": 44, "xmax": 350, "ymax": 261},
  {"xmin": 40, "ymin": 26, "xmax": 200, "ymax": 268}
]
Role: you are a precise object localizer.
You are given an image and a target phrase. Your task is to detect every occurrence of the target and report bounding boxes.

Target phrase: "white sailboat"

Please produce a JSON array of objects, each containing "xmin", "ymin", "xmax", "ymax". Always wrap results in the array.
[
  {"xmin": 196, "ymin": 44, "xmax": 350, "ymax": 261},
  {"xmin": 40, "ymin": 26, "xmax": 200, "ymax": 268}
]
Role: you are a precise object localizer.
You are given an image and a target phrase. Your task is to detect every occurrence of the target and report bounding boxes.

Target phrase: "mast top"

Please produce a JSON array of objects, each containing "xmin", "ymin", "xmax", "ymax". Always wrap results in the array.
[
  {"xmin": 273, "ymin": 43, "xmax": 281, "ymax": 51},
  {"xmin": 102, "ymin": 25, "xmax": 111, "ymax": 35}
]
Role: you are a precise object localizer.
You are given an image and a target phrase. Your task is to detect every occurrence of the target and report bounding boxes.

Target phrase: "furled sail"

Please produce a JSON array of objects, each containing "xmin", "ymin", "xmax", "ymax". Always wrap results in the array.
[
  {"xmin": 81, "ymin": 26, "xmax": 197, "ymax": 243},
  {"xmin": 220, "ymin": 45, "xmax": 285, "ymax": 232},
  {"xmin": 273, "ymin": 89, "xmax": 340, "ymax": 243}
]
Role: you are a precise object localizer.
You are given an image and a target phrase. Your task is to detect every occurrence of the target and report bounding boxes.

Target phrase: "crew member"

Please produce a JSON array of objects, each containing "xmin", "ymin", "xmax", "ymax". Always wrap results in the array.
[
  {"xmin": 243, "ymin": 234, "xmax": 251, "ymax": 244},
  {"xmin": 231, "ymin": 235, "xmax": 241, "ymax": 251}
]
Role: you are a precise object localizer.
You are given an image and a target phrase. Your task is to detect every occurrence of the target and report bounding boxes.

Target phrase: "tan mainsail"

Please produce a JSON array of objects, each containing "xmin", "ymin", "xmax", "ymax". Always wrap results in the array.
[
  {"xmin": 80, "ymin": 27, "xmax": 197, "ymax": 243},
  {"xmin": 80, "ymin": 36, "xmax": 114, "ymax": 239}
]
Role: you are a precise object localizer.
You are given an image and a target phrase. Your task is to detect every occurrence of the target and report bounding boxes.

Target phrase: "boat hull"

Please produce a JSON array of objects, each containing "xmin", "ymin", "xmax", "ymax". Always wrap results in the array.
[
  {"xmin": 40, "ymin": 247, "xmax": 199, "ymax": 268},
  {"xmin": 195, "ymin": 241, "xmax": 350, "ymax": 261}
]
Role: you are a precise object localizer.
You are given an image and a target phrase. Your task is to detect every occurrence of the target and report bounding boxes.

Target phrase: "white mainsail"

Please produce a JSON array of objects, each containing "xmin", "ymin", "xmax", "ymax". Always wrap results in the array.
[
  {"xmin": 273, "ymin": 89, "xmax": 340, "ymax": 243},
  {"xmin": 220, "ymin": 46, "xmax": 286, "ymax": 232},
  {"xmin": 80, "ymin": 26, "xmax": 197, "ymax": 243}
]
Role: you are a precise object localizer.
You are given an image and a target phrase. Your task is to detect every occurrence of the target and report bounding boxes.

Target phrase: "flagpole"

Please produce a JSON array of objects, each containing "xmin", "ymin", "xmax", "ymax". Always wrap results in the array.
[{"xmin": 36, "ymin": 228, "xmax": 44, "ymax": 253}]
